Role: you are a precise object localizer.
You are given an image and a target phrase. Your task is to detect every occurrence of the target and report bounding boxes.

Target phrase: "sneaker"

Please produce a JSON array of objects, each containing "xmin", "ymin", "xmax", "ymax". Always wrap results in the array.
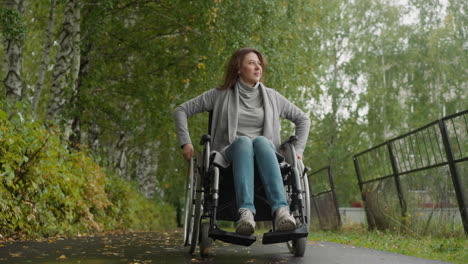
[
  {"xmin": 236, "ymin": 208, "xmax": 255, "ymax": 236},
  {"xmin": 274, "ymin": 207, "xmax": 296, "ymax": 232}
]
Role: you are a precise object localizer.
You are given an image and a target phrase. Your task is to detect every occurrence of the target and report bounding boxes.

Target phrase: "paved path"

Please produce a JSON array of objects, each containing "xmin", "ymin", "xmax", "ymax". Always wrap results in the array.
[{"xmin": 0, "ymin": 231, "xmax": 453, "ymax": 264}]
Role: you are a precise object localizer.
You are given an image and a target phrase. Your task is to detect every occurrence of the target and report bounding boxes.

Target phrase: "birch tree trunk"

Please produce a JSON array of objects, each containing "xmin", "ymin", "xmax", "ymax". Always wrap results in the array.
[
  {"xmin": 115, "ymin": 130, "xmax": 129, "ymax": 180},
  {"xmin": 88, "ymin": 122, "xmax": 100, "ymax": 152},
  {"xmin": 2, "ymin": 0, "xmax": 25, "ymax": 103},
  {"xmin": 32, "ymin": 0, "xmax": 56, "ymax": 115},
  {"xmin": 66, "ymin": 0, "xmax": 82, "ymax": 146},
  {"xmin": 70, "ymin": 0, "xmax": 80, "ymax": 97},
  {"xmin": 46, "ymin": 0, "xmax": 75, "ymax": 121},
  {"xmin": 69, "ymin": 53, "xmax": 88, "ymax": 149},
  {"xmin": 136, "ymin": 145, "xmax": 158, "ymax": 199}
]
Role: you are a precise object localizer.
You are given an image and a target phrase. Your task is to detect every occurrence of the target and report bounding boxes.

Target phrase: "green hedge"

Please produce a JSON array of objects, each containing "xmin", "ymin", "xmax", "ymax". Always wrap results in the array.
[{"xmin": 0, "ymin": 110, "xmax": 173, "ymax": 239}]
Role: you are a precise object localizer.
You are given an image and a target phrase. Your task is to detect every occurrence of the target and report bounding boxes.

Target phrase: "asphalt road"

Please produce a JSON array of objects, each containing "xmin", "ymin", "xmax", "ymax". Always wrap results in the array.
[{"xmin": 0, "ymin": 230, "xmax": 453, "ymax": 264}]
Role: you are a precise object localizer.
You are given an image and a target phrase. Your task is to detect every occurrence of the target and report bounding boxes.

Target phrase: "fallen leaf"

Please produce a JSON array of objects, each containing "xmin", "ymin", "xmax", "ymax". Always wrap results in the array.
[
  {"xmin": 58, "ymin": 255, "xmax": 67, "ymax": 259},
  {"xmin": 10, "ymin": 252, "xmax": 22, "ymax": 257}
]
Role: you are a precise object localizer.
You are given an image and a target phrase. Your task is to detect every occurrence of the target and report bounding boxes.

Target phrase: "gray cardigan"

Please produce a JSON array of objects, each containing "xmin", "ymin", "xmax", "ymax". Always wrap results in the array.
[{"xmin": 173, "ymin": 82, "xmax": 311, "ymax": 165}]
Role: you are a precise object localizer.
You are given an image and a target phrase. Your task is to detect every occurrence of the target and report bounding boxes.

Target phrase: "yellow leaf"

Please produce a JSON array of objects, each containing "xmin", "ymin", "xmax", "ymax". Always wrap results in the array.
[
  {"xmin": 196, "ymin": 62, "xmax": 206, "ymax": 70},
  {"xmin": 10, "ymin": 252, "xmax": 22, "ymax": 257}
]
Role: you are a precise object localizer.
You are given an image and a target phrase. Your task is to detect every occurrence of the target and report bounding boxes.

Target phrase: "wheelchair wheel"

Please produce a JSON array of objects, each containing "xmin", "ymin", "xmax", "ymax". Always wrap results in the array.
[
  {"xmin": 287, "ymin": 160, "xmax": 310, "ymax": 257},
  {"xmin": 190, "ymin": 169, "xmax": 203, "ymax": 254},
  {"xmin": 183, "ymin": 158, "xmax": 196, "ymax": 247},
  {"xmin": 183, "ymin": 158, "xmax": 203, "ymax": 254},
  {"xmin": 199, "ymin": 222, "xmax": 212, "ymax": 257}
]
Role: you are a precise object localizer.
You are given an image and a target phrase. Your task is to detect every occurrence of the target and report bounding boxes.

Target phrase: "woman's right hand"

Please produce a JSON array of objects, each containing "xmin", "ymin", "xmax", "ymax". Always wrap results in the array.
[{"xmin": 182, "ymin": 143, "xmax": 194, "ymax": 161}]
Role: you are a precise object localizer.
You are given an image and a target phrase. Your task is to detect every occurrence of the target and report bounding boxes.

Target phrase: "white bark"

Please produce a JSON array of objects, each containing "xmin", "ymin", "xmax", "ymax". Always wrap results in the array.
[
  {"xmin": 46, "ymin": 0, "xmax": 75, "ymax": 121},
  {"xmin": 68, "ymin": 54, "xmax": 88, "ymax": 148},
  {"xmin": 32, "ymin": 0, "xmax": 56, "ymax": 114},
  {"xmin": 69, "ymin": 116, "xmax": 80, "ymax": 148},
  {"xmin": 64, "ymin": 0, "xmax": 81, "ymax": 138},
  {"xmin": 136, "ymin": 144, "xmax": 158, "ymax": 199},
  {"xmin": 115, "ymin": 130, "xmax": 129, "ymax": 179},
  {"xmin": 3, "ymin": 0, "xmax": 25, "ymax": 103},
  {"xmin": 88, "ymin": 122, "xmax": 100, "ymax": 152},
  {"xmin": 70, "ymin": 0, "xmax": 80, "ymax": 96}
]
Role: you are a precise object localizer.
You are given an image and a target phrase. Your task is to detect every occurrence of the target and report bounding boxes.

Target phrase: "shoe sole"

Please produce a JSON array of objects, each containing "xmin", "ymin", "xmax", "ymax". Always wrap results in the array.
[
  {"xmin": 236, "ymin": 221, "xmax": 255, "ymax": 236},
  {"xmin": 276, "ymin": 219, "xmax": 296, "ymax": 232}
]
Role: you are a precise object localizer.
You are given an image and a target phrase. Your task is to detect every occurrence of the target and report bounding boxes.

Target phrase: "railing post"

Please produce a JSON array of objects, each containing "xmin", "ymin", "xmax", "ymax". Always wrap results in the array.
[
  {"xmin": 353, "ymin": 156, "xmax": 374, "ymax": 230},
  {"xmin": 439, "ymin": 120, "xmax": 468, "ymax": 235},
  {"xmin": 387, "ymin": 141, "xmax": 408, "ymax": 227},
  {"xmin": 327, "ymin": 166, "xmax": 342, "ymax": 229}
]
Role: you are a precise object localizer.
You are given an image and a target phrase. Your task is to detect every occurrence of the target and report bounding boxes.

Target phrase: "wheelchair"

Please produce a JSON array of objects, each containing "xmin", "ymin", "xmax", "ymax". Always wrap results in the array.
[{"xmin": 183, "ymin": 125, "xmax": 311, "ymax": 257}]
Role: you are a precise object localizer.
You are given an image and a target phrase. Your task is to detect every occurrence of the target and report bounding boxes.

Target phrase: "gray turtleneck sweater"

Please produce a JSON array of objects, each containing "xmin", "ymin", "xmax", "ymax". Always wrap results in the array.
[
  {"xmin": 173, "ymin": 81, "xmax": 311, "ymax": 167},
  {"xmin": 237, "ymin": 81, "xmax": 264, "ymax": 139}
]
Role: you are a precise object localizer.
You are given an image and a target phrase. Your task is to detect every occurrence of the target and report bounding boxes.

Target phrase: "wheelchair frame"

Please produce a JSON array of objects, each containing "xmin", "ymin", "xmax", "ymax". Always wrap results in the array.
[{"xmin": 183, "ymin": 134, "xmax": 311, "ymax": 257}]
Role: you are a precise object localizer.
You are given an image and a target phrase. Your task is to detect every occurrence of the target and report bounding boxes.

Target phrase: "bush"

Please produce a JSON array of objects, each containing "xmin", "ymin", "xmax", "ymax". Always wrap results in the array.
[{"xmin": 0, "ymin": 109, "xmax": 173, "ymax": 239}]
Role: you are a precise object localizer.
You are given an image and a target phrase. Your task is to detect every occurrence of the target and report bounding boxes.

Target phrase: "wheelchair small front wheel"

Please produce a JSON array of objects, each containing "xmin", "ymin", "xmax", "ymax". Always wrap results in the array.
[
  {"xmin": 287, "ymin": 237, "xmax": 306, "ymax": 257},
  {"xmin": 199, "ymin": 222, "xmax": 212, "ymax": 257}
]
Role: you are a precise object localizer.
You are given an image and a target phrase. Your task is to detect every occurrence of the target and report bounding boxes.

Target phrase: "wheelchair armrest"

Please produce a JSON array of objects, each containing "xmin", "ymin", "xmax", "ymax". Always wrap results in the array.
[
  {"xmin": 199, "ymin": 134, "xmax": 211, "ymax": 145},
  {"xmin": 280, "ymin": 135, "xmax": 298, "ymax": 149}
]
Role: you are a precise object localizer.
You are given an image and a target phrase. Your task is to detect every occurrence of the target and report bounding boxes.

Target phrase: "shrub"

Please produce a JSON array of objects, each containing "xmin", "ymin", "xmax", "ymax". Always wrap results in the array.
[{"xmin": 0, "ymin": 109, "xmax": 173, "ymax": 239}]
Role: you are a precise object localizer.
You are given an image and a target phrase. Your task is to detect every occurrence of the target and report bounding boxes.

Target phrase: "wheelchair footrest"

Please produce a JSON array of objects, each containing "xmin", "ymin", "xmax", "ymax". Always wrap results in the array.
[
  {"xmin": 262, "ymin": 224, "xmax": 308, "ymax": 245},
  {"xmin": 208, "ymin": 225, "xmax": 256, "ymax": 246}
]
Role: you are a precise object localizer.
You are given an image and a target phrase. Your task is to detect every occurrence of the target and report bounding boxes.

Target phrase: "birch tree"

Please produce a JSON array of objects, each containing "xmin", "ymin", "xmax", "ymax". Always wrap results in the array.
[
  {"xmin": 1, "ymin": 0, "xmax": 25, "ymax": 103},
  {"xmin": 136, "ymin": 144, "xmax": 159, "ymax": 199},
  {"xmin": 46, "ymin": 0, "xmax": 77, "ymax": 121},
  {"xmin": 114, "ymin": 130, "xmax": 129, "ymax": 179},
  {"xmin": 88, "ymin": 121, "xmax": 99, "ymax": 152},
  {"xmin": 32, "ymin": 0, "xmax": 56, "ymax": 114}
]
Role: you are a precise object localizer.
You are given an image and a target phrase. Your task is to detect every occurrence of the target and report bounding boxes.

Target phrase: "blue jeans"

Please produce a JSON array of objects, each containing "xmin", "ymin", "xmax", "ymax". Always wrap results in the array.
[{"xmin": 225, "ymin": 136, "xmax": 288, "ymax": 215}]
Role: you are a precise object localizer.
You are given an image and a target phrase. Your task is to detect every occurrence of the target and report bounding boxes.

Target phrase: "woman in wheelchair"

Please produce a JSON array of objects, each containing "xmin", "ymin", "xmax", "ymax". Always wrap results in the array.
[{"xmin": 174, "ymin": 48, "xmax": 310, "ymax": 237}]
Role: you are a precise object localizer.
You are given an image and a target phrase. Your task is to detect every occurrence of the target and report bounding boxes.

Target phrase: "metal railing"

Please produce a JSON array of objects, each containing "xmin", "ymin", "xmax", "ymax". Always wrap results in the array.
[
  {"xmin": 353, "ymin": 109, "xmax": 468, "ymax": 235},
  {"xmin": 308, "ymin": 166, "xmax": 342, "ymax": 230}
]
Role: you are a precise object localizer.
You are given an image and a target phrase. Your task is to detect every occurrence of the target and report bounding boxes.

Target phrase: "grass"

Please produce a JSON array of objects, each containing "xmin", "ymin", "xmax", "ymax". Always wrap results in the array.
[{"xmin": 309, "ymin": 226, "xmax": 467, "ymax": 264}]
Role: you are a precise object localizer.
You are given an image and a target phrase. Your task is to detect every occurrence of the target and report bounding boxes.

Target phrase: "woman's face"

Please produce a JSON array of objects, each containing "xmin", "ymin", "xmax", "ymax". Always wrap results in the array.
[{"xmin": 238, "ymin": 52, "xmax": 262, "ymax": 87}]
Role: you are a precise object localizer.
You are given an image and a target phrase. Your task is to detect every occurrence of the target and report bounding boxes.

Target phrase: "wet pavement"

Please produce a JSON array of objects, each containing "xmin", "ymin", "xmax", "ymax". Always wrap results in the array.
[{"xmin": 0, "ymin": 230, "xmax": 453, "ymax": 264}]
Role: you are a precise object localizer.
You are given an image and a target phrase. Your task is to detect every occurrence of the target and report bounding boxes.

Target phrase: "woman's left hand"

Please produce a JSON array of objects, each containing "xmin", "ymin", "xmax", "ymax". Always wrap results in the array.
[{"xmin": 296, "ymin": 154, "xmax": 302, "ymax": 160}]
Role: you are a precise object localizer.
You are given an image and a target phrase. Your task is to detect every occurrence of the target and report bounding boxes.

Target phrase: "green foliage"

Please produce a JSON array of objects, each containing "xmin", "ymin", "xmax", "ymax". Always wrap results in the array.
[
  {"xmin": 309, "ymin": 228, "xmax": 468, "ymax": 264},
  {"xmin": 104, "ymin": 173, "xmax": 175, "ymax": 231},
  {"xmin": 0, "ymin": 7, "xmax": 26, "ymax": 41},
  {"xmin": 0, "ymin": 108, "xmax": 174, "ymax": 239}
]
